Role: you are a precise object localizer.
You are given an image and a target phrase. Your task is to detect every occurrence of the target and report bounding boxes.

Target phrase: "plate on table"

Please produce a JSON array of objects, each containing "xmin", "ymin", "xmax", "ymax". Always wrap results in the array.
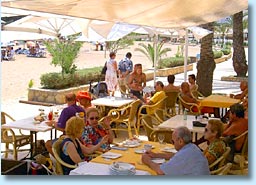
[
  {"xmin": 161, "ymin": 147, "xmax": 177, "ymax": 153},
  {"xmin": 109, "ymin": 162, "xmax": 136, "ymax": 175},
  {"xmin": 151, "ymin": 158, "xmax": 165, "ymax": 164},
  {"xmin": 134, "ymin": 149, "xmax": 146, "ymax": 154},
  {"xmin": 101, "ymin": 152, "xmax": 122, "ymax": 159},
  {"xmin": 123, "ymin": 140, "xmax": 141, "ymax": 148}
]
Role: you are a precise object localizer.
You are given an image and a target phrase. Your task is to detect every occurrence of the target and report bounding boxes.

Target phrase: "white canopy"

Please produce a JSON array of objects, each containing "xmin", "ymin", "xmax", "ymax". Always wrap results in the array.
[
  {"xmin": 1, "ymin": 0, "xmax": 248, "ymax": 29},
  {"xmin": 2, "ymin": 15, "xmax": 90, "ymax": 37}
]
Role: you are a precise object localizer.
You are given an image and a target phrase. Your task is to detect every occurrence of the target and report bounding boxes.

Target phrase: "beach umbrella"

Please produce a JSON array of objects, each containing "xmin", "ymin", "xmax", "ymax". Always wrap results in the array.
[
  {"xmin": 2, "ymin": 15, "xmax": 90, "ymax": 38},
  {"xmin": 82, "ymin": 20, "xmax": 139, "ymax": 42},
  {"xmin": 2, "ymin": 0, "xmax": 247, "ymax": 29}
]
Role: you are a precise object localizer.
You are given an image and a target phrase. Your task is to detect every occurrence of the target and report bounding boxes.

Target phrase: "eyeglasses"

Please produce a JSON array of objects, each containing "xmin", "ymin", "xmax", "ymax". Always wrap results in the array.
[{"xmin": 89, "ymin": 117, "xmax": 99, "ymax": 121}]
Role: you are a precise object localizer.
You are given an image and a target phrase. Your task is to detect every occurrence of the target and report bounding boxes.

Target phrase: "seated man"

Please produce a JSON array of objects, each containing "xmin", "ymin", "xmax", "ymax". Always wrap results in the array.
[
  {"xmin": 45, "ymin": 93, "xmax": 85, "ymax": 156},
  {"xmin": 180, "ymin": 82, "xmax": 219, "ymax": 117},
  {"xmin": 188, "ymin": 74, "xmax": 198, "ymax": 92},
  {"xmin": 230, "ymin": 80, "xmax": 248, "ymax": 100},
  {"xmin": 163, "ymin": 74, "xmax": 180, "ymax": 92},
  {"xmin": 141, "ymin": 126, "xmax": 210, "ymax": 175},
  {"xmin": 222, "ymin": 103, "xmax": 248, "ymax": 162},
  {"xmin": 221, "ymin": 81, "xmax": 248, "ymax": 123},
  {"xmin": 140, "ymin": 81, "xmax": 166, "ymax": 114}
]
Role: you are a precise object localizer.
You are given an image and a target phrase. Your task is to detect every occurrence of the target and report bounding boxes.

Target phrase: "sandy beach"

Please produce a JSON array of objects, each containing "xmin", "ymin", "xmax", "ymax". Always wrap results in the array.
[{"xmin": 1, "ymin": 41, "xmax": 200, "ymax": 106}]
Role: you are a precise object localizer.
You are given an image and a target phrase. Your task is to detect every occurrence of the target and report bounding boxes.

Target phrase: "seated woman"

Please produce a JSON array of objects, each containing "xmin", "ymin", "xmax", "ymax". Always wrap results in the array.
[
  {"xmin": 59, "ymin": 116, "xmax": 108, "ymax": 175},
  {"xmin": 203, "ymin": 119, "xmax": 226, "ymax": 166},
  {"xmin": 81, "ymin": 108, "xmax": 114, "ymax": 156},
  {"xmin": 76, "ymin": 91, "xmax": 92, "ymax": 111}
]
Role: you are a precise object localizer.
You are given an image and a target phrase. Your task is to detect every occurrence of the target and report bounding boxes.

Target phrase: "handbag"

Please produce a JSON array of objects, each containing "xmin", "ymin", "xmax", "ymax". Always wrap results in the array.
[{"xmin": 101, "ymin": 62, "xmax": 107, "ymax": 75}]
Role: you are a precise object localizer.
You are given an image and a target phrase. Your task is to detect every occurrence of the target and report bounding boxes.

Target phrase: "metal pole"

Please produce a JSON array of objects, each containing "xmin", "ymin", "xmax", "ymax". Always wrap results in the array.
[
  {"xmin": 184, "ymin": 29, "xmax": 189, "ymax": 82},
  {"xmin": 153, "ymin": 34, "xmax": 158, "ymax": 85}
]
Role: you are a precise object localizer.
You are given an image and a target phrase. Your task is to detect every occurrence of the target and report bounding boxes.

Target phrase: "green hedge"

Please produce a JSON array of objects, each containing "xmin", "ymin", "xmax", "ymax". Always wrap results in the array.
[
  {"xmin": 213, "ymin": 51, "xmax": 223, "ymax": 59},
  {"xmin": 158, "ymin": 57, "xmax": 191, "ymax": 69},
  {"xmin": 40, "ymin": 67, "xmax": 103, "ymax": 89}
]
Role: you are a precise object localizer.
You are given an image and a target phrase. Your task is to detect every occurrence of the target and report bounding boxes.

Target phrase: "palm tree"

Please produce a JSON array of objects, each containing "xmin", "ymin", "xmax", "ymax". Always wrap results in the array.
[
  {"xmin": 196, "ymin": 22, "xmax": 215, "ymax": 96},
  {"xmin": 135, "ymin": 40, "xmax": 171, "ymax": 67},
  {"xmin": 232, "ymin": 11, "xmax": 248, "ymax": 77},
  {"xmin": 214, "ymin": 22, "xmax": 232, "ymax": 47}
]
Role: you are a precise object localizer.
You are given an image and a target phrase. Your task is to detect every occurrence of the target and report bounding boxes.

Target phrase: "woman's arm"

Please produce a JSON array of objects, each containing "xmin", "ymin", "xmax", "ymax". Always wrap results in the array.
[
  {"xmin": 80, "ymin": 135, "xmax": 109, "ymax": 155},
  {"xmin": 65, "ymin": 141, "xmax": 84, "ymax": 164}
]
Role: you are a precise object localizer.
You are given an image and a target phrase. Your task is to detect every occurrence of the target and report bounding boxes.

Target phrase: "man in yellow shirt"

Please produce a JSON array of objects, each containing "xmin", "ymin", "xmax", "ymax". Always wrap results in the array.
[{"xmin": 141, "ymin": 81, "xmax": 166, "ymax": 114}]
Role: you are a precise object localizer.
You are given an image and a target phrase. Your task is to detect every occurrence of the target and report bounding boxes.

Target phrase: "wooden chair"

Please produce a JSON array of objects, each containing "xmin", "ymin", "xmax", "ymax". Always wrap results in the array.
[
  {"xmin": 1, "ymin": 111, "xmax": 31, "ymax": 160},
  {"xmin": 154, "ymin": 108, "xmax": 173, "ymax": 123},
  {"xmin": 118, "ymin": 79, "xmax": 130, "ymax": 98},
  {"xmin": 140, "ymin": 115, "xmax": 173, "ymax": 143},
  {"xmin": 191, "ymin": 90, "xmax": 205, "ymax": 100},
  {"xmin": 209, "ymin": 147, "xmax": 231, "ymax": 171},
  {"xmin": 107, "ymin": 99, "xmax": 141, "ymax": 138},
  {"xmin": 52, "ymin": 137, "xmax": 77, "ymax": 175},
  {"xmin": 178, "ymin": 94, "xmax": 201, "ymax": 115},
  {"xmin": 210, "ymin": 163, "xmax": 233, "ymax": 175},
  {"xmin": 136, "ymin": 96, "xmax": 168, "ymax": 135},
  {"xmin": 165, "ymin": 91, "xmax": 179, "ymax": 116}
]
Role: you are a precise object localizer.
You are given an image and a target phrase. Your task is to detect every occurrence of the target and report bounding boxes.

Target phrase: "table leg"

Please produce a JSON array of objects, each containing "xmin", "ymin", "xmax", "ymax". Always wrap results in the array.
[{"xmin": 30, "ymin": 131, "xmax": 34, "ymax": 159}]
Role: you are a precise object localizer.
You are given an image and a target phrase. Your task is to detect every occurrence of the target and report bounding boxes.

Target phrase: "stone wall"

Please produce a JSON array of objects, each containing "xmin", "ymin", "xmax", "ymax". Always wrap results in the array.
[{"xmin": 28, "ymin": 54, "xmax": 232, "ymax": 105}]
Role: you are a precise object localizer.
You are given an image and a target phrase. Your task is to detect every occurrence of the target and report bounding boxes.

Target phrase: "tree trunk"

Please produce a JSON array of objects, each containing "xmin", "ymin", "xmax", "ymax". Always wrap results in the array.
[
  {"xmin": 196, "ymin": 22, "xmax": 215, "ymax": 96},
  {"xmin": 233, "ymin": 11, "xmax": 248, "ymax": 77}
]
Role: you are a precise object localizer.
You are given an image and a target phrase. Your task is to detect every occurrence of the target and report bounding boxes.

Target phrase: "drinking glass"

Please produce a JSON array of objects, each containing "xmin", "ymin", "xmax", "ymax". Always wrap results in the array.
[{"xmin": 158, "ymin": 134, "xmax": 165, "ymax": 145}]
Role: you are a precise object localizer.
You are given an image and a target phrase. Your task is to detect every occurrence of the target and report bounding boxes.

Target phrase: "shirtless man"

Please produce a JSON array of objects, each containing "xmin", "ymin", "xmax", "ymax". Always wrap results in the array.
[
  {"xmin": 127, "ymin": 63, "xmax": 146, "ymax": 100},
  {"xmin": 230, "ymin": 80, "xmax": 248, "ymax": 100},
  {"xmin": 223, "ymin": 103, "xmax": 248, "ymax": 162},
  {"xmin": 163, "ymin": 74, "xmax": 180, "ymax": 92}
]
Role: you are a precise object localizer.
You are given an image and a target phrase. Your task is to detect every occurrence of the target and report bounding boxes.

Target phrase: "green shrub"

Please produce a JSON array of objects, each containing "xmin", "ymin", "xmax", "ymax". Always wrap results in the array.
[
  {"xmin": 221, "ymin": 48, "xmax": 231, "ymax": 55},
  {"xmin": 158, "ymin": 57, "xmax": 190, "ymax": 69},
  {"xmin": 40, "ymin": 67, "xmax": 103, "ymax": 89},
  {"xmin": 213, "ymin": 51, "xmax": 223, "ymax": 59}
]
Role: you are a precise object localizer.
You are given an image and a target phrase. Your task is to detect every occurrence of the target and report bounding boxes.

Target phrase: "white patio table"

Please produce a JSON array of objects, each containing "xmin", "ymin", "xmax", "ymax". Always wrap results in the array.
[
  {"xmin": 2, "ymin": 116, "xmax": 53, "ymax": 159},
  {"xmin": 91, "ymin": 96, "xmax": 134, "ymax": 108},
  {"xmin": 69, "ymin": 161, "xmax": 150, "ymax": 175},
  {"xmin": 158, "ymin": 115, "xmax": 208, "ymax": 141}
]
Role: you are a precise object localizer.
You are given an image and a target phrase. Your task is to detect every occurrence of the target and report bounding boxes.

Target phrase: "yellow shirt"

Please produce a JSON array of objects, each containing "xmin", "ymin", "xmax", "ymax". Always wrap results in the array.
[{"xmin": 147, "ymin": 91, "xmax": 166, "ymax": 115}]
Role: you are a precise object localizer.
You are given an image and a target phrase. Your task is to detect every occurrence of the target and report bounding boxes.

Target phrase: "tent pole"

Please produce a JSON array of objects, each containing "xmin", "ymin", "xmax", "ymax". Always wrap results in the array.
[
  {"xmin": 153, "ymin": 34, "xmax": 158, "ymax": 85},
  {"xmin": 184, "ymin": 29, "xmax": 189, "ymax": 82}
]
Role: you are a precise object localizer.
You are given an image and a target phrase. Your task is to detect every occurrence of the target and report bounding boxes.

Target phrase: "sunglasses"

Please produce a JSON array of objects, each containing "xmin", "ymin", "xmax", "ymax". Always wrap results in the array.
[{"xmin": 89, "ymin": 117, "xmax": 99, "ymax": 121}]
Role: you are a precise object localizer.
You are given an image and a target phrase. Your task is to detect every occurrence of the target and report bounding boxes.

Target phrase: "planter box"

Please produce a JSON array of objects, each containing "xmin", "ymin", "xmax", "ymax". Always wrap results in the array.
[
  {"xmin": 28, "ymin": 84, "xmax": 90, "ymax": 104},
  {"xmin": 27, "ymin": 55, "xmax": 228, "ymax": 105}
]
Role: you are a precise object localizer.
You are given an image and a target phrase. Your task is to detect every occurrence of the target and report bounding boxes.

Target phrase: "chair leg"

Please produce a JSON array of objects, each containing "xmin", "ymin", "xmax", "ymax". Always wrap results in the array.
[
  {"xmin": 239, "ymin": 156, "xmax": 245, "ymax": 174},
  {"xmin": 5, "ymin": 143, "xmax": 9, "ymax": 158},
  {"xmin": 13, "ymin": 143, "xmax": 18, "ymax": 161}
]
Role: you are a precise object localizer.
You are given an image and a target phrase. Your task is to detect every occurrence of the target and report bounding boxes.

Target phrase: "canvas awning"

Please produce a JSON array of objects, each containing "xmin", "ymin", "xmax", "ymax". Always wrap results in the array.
[{"xmin": 1, "ymin": 0, "xmax": 248, "ymax": 29}]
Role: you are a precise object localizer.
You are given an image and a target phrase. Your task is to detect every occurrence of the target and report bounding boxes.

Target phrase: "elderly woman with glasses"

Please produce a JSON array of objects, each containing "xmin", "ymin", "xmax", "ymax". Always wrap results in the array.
[
  {"xmin": 81, "ymin": 107, "xmax": 114, "ymax": 155},
  {"xmin": 203, "ymin": 119, "xmax": 226, "ymax": 166}
]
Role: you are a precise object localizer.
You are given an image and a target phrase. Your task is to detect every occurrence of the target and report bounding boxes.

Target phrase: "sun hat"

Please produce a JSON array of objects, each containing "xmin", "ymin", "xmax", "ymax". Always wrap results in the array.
[{"xmin": 76, "ymin": 91, "xmax": 91, "ymax": 101}]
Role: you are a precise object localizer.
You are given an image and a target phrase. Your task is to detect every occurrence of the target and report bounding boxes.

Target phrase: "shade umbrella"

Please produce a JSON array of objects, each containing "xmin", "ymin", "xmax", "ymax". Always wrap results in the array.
[
  {"xmin": 83, "ymin": 20, "xmax": 139, "ymax": 42},
  {"xmin": 2, "ymin": 0, "xmax": 247, "ymax": 29},
  {"xmin": 2, "ymin": 15, "xmax": 90, "ymax": 38}
]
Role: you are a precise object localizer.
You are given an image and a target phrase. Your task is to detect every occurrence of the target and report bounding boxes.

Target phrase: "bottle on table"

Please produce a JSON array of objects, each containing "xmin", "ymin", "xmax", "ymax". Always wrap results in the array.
[{"xmin": 183, "ymin": 109, "xmax": 187, "ymax": 120}]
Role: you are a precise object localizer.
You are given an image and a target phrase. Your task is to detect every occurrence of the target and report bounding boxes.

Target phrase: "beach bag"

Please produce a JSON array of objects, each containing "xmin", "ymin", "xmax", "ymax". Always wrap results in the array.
[{"xmin": 101, "ymin": 62, "xmax": 107, "ymax": 75}]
